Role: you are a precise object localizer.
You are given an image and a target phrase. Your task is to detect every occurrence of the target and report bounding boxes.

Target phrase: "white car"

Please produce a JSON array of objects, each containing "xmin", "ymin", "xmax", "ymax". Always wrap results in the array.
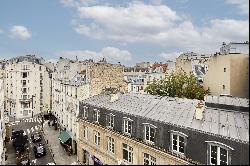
[{"xmin": 46, "ymin": 163, "xmax": 55, "ymax": 165}]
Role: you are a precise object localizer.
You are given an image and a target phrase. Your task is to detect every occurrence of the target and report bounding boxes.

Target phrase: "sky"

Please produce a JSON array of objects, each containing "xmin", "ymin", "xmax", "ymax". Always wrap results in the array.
[{"xmin": 0, "ymin": 0, "xmax": 249, "ymax": 66}]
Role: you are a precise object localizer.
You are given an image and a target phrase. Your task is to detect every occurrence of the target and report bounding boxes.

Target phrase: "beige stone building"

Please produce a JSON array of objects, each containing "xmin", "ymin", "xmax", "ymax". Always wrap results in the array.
[
  {"xmin": 52, "ymin": 58, "xmax": 127, "ymax": 156},
  {"xmin": 77, "ymin": 119, "xmax": 190, "ymax": 165},
  {"xmin": 0, "ymin": 78, "xmax": 6, "ymax": 165},
  {"xmin": 4, "ymin": 55, "xmax": 53, "ymax": 119},
  {"xmin": 203, "ymin": 53, "xmax": 249, "ymax": 98}
]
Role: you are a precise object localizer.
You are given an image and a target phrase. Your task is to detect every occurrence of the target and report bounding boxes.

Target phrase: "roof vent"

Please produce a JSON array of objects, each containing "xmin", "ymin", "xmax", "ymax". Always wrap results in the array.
[{"xmin": 195, "ymin": 100, "xmax": 205, "ymax": 120}]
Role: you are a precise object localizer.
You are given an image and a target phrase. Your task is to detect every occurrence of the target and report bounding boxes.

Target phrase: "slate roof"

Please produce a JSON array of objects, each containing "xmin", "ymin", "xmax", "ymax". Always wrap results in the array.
[{"xmin": 81, "ymin": 93, "xmax": 249, "ymax": 143}]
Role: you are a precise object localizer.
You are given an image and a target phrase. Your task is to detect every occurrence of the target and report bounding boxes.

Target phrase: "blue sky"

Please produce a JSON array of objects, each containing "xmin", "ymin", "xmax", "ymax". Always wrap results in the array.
[{"xmin": 0, "ymin": 0, "xmax": 249, "ymax": 66}]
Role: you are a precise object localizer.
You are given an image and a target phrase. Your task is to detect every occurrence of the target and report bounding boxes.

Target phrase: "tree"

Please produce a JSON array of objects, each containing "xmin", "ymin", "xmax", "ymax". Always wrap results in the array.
[{"xmin": 145, "ymin": 69, "xmax": 210, "ymax": 100}]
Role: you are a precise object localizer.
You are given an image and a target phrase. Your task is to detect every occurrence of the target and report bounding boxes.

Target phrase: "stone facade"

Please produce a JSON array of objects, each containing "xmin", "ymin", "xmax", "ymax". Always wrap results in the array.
[
  {"xmin": 0, "ymin": 78, "xmax": 6, "ymax": 165},
  {"xmin": 77, "ymin": 119, "xmax": 190, "ymax": 165},
  {"xmin": 4, "ymin": 55, "xmax": 52, "ymax": 119},
  {"xmin": 203, "ymin": 53, "xmax": 249, "ymax": 98}
]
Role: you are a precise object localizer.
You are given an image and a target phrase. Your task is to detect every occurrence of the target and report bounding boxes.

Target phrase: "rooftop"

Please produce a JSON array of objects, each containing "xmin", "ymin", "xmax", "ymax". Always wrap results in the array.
[{"xmin": 81, "ymin": 93, "xmax": 249, "ymax": 143}]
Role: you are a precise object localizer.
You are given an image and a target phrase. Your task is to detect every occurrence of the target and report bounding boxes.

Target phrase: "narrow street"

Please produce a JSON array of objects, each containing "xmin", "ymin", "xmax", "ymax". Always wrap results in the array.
[
  {"xmin": 5, "ymin": 116, "xmax": 78, "ymax": 165},
  {"xmin": 5, "ymin": 116, "xmax": 55, "ymax": 165}
]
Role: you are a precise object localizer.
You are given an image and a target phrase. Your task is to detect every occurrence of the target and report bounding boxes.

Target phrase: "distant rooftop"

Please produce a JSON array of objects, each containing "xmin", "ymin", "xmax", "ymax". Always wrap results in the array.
[
  {"xmin": 8, "ymin": 55, "xmax": 45, "ymax": 65},
  {"xmin": 81, "ymin": 93, "xmax": 249, "ymax": 143}
]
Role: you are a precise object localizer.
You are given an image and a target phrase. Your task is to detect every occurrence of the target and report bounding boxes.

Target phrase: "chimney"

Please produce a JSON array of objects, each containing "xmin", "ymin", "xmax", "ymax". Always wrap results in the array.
[
  {"xmin": 195, "ymin": 100, "xmax": 205, "ymax": 120},
  {"xmin": 110, "ymin": 93, "xmax": 119, "ymax": 102}
]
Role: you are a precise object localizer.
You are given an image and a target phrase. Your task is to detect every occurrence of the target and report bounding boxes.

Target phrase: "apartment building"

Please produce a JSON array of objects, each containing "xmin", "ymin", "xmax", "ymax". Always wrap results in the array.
[
  {"xmin": 203, "ymin": 52, "xmax": 249, "ymax": 98},
  {"xmin": 52, "ymin": 58, "xmax": 127, "ymax": 155},
  {"xmin": 0, "ymin": 78, "xmax": 6, "ymax": 165},
  {"xmin": 76, "ymin": 92, "xmax": 249, "ymax": 165},
  {"xmin": 124, "ymin": 63, "xmax": 167, "ymax": 93},
  {"xmin": 4, "ymin": 55, "xmax": 53, "ymax": 119},
  {"xmin": 220, "ymin": 41, "xmax": 249, "ymax": 54}
]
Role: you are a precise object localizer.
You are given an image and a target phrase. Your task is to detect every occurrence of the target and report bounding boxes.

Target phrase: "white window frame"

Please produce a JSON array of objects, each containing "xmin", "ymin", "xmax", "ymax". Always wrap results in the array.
[
  {"xmin": 107, "ymin": 113, "xmax": 115, "ymax": 129},
  {"xmin": 123, "ymin": 143, "xmax": 133, "ymax": 163},
  {"xmin": 206, "ymin": 141, "xmax": 233, "ymax": 165},
  {"xmin": 123, "ymin": 117, "xmax": 133, "ymax": 135},
  {"xmin": 83, "ymin": 106, "xmax": 88, "ymax": 119},
  {"xmin": 107, "ymin": 136, "xmax": 115, "ymax": 154},
  {"xmin": 143, "ymin": 123, "xmax": 157, "ymax": 144},
  {"xmin": 170, "ymin": 131, "xmax": 187, "ymax": 155},
  {"xmin": 94, "ymin": 131, "xmax": 101, "ymax": 146},
  {"xmin": 93, "ymin": 109, "xmax": 100, "ymax": 123},
  {"xmin": 83, "ymin": 126, "xmax": 88, "ymax": 140},
  {"xmin": 143, "ymin": 153, "xmax": 156, "ymax": 165}
]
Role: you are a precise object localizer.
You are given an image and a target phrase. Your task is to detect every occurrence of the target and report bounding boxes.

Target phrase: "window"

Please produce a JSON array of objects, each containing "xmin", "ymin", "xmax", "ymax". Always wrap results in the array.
[
  {"xmin": 107, "ymin": 113, "xmax": 115, "ymax": 128},
  {"xmin": 143, "ymin": 153, "xmax": 156, "ymax": 165},
  {"xmin": 123, "ymin": 143, "xmax": 133, "ymax": 163},
  {"xmin": 22, "ymin": 72, "xmax": 27, "ymax": 78},
  {"xmin": 206, "ymin": 141, "xmax": 233, "ymax": 165},
  {"xmin": 223, "ymin": 68, "xmax": 226, "ymax": 72},
  {"xmin": 22, "ymin": 80, "xmax": 27, "ymax": 86},
  {"xmin": 107, "ymin": 137, "xmax": 115, "ymax": 154},
  {"xmin": 93, "ymin": 109, "xmax": 100, "ymax": 123},
  {"xmin": 94, "ymin": 131, "xmax": 101, "ymax": 146},
  {"xmin": 83, "ymin": 126, "xmax": 88, "ymax": 140},
  {"xmin": 171, "ymin": 132, "xmax": 187, "ymax": 155},
  {"xmin": 83, "ymin": 106, "xmax": 88, "ymax": 119},
  {"xmin": 123, "ymin": 118, "xmax": 133, "ymax": 135},
  {"xmin": 223, "ymin": 85, "xmax": 225, "ymax": 90},
  {"xmin": 144, "ymin": 124, "xmax": 156, "ymax": 144}
]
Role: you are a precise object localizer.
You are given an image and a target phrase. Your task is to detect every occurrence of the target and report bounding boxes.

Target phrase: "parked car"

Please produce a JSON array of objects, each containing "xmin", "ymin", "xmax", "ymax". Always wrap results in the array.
[
  {"xmin": 33, "ymin": 144, "xmax": 46, "ymax": 158},
  {"xmin": 31, "ymin": 132, "xmax": 42, "ymax": 143}
]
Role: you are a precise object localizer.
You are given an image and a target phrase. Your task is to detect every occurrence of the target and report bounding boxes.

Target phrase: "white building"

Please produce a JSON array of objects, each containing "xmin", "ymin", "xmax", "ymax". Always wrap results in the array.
[
  {"xmin": 4, "ymin": 55, "xmax": 53, "ymax": 119},
  {"xmin": 220, "ymin": 41, "xmax": 249, "ymax": 54},
  {"xmin": 0, "ymin": 78, "xmax": 6, "ymax": 165}
]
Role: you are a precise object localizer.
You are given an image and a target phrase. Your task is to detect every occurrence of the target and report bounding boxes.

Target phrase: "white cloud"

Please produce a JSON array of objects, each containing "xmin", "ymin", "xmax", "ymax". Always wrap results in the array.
[
  {"xmin": 63, "ymin": 1, "xmax": 249, "ymax": 54},
  {"xmin": 225, "ymin": 0, "xmax": 249, "ymax": 15},
  {"xmin": 56, "ymin": 47, "xmax": 132, "ymax": 64},
  {"xmin": 60, "ymin": 0, "xmax": 98, "ymax": 7},
  {"xmin": 159, "ymin": 52, "xmax": 183, "ymax": 61},
  {"xmin": 9, "ymin": 25, "xmax": 32, "ymax": 40}
]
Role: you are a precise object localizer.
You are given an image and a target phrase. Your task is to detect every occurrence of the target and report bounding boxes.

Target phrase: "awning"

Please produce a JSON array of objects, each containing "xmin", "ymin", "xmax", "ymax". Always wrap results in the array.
[
  {"xmin": 91, "ymin": 155, "xmax": 103, "ymax": 165},
  {"xmin": 58, "ymin": 130, "xmax": 71, "ymax": 144}
]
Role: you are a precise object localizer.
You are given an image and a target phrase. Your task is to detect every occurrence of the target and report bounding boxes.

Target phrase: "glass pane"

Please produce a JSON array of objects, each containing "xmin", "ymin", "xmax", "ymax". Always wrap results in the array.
[
  {"xmin": 220, "ymin": 148, "xmax": 228, "ymax": 165},
  {"xmin": 211, "ymin": 145, "xmax": 217, "ymax": 165},
  {"xmin": 123, "ymin": 149, "xmax": 128, "ymax": 161},
  {"xmin": 144, "ymin": 159, "xmax": 149, "ymax": 165}
]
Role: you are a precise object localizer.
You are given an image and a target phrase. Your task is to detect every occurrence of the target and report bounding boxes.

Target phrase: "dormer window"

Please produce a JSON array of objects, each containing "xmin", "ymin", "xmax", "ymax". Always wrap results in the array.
[
  {"xmin": 143, "ymin": 124, "xmax": 156, "ymax": 144},
  {"xmin": 93, "ymin": 109, "xmax": 100, "ymax": 123},
  {"xmin": 170, "ymin": 131, "xmax": 188, "ymax": 155},
  {"xmin": 106, "ymin": 113, "xmax": 115, "ymax": 129},
  {"xmin": 206, "ymin": 141, "xmax": 233, "ymax": 165},
  {"xmin": 123, "ymin": 117, "xmax": 133, "ymax": 135},
  {"xmin": 83, "ymin": 106, "xmax": 88, "ymax": 119}
]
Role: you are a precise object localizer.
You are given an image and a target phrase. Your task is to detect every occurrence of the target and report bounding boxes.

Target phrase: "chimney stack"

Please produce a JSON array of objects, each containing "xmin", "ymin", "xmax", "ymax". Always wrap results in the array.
[{"xmin": 195, "ymin": 100, "xmax": 205, "ymax": 120}]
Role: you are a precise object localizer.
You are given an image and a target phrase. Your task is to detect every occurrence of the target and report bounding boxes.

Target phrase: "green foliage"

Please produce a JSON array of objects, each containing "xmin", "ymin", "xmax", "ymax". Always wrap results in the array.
[{"xmin": 145, "ymin": 69, "xmax": 210, "ymax": 100}]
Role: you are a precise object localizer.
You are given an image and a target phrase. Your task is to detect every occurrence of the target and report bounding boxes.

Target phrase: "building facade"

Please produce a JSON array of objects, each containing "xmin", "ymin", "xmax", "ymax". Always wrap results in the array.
[
  {"xmin": 203, "ymin": 52, "xmax": 249, "ymax": 98},
  {"xmin": 77, "ymin": 93, "xmax": 249, "ymax": 165},
  {"xmin": 4, "ymin": 55, "xmax": 53, "ymax": 119},
  {"xmin": 220, "ymin": 41, "xmax": 249, "ymax": 54},
  {"xmin": 52, "ymin": 58, "xmax": 127, "ymax": 156},
  {"xmin": 0, "ymin": 78, "xmax": 6, "ymax": 165}
]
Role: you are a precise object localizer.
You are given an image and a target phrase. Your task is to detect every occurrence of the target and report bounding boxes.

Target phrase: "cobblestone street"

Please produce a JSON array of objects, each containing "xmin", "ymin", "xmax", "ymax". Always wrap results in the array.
[{"xmin": 43, "ymin": 120, "xmax": 78, "ymax": 165}]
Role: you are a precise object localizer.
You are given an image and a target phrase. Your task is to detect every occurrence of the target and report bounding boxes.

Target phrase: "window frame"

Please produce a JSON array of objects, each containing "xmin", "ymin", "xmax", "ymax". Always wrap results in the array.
[
  {"xmin": 93, "ymin": 109, "xmax": 100, "ymax": 123},
  {"xmin": 123, "ymin": 117, "xmax": 133, "ymax": 135},
  {"xmin": 83, "ymin": 106, "xmax": 88, "ymax": 119},
  {"xmin": 83, "ymin": 126, "xmax": 88, "ymax": 140},
  {"xmin": 94, "ymin": 130, "xmax": 101, "ymax": 146},
  {"xmin": 143, "ymin": 153, "xmax": 156, "ymax": 165},
  {"xmin": 143, "ymin": 123, "xmax": 157, "ymax": 144},
  {"xmin": 206, "ymin": 141, "xmax": 233, "ymax": 165},
  {"xmin": 170, "ymin": 131, "xmax": 188, "ymax": 156},
  {"xmin": 122, "ymin": 143, "xmax": 133, "ymax": 164},
  {"xmin": 107, "ymin": 113, "xmax": 115, "ymax": 129},
  {"xmin": 107, "ymin": 136, "xmax": 115, "ymax": 154}
]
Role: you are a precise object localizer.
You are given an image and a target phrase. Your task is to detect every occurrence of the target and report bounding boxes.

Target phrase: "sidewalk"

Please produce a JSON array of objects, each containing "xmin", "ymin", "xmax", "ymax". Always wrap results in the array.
[{"xmin": 43, "ymin": 121, "xmax": 78, "ymax": 165}]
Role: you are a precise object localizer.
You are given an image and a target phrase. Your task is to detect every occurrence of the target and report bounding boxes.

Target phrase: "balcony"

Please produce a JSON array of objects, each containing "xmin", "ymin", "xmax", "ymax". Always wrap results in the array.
[{"xmin": 19, "ymin": 98, "xmax": 32, "ymax": 103}]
